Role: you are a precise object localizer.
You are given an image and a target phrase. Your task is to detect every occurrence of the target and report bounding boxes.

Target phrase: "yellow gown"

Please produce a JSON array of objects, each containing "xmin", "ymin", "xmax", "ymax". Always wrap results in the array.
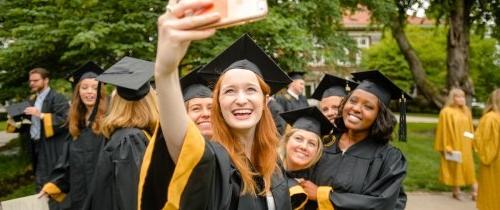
[
  {"xmin": 474, "ymin": 111, "xmax": 500, "ymax": 210},
  {"xmin": 434, "ymin": 106, "xmax": 476, "ymax": 186}
]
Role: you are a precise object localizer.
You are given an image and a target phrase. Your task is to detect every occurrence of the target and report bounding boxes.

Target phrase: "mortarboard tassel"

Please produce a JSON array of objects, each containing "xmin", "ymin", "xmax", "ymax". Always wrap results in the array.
[{"xmin": 398, "ymin": 94, "xmax": 407, "ymax": 142}]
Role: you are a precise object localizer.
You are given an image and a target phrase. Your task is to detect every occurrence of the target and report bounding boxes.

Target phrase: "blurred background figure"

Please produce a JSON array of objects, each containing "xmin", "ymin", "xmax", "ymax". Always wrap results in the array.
[
  {"xmin": 434, "ymin": 88, "xmax": 477, "ymax": 200},
  {"xmin": 474, "ymin": 88, "xmax": 500, "ymax": 210}
]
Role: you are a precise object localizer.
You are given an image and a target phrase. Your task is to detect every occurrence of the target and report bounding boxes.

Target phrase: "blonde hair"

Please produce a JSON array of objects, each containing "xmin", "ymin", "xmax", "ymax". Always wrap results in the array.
[
  {"xmin": 101, "ymin": 88, "xmax": 159, "ymax": 138},
  {"xmin": 484, "ymin": 89, "xmax": 500, "ymax": 114},
  {"xmin": 445, "ymin": 88, "xmax": 465, "ymax": 107},
  {"xmin": 280, "ymin": 129, "xmax": 323, "ymax": 171}
]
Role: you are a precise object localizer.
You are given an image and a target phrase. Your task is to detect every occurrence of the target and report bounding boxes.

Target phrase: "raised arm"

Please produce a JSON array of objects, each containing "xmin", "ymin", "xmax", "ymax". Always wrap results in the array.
[{"xmin": 154, "ymin": 0, "xmax": 220, "ymax": 163}]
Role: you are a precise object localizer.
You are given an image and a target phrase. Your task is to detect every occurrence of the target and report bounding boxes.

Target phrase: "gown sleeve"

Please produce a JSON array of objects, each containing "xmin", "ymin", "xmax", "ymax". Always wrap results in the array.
[
  {"xmin": 434, "ymin": 108, "xmax": 453, "ymax": 152},
  {"xmin": 42, "ymin": 93, "xmax": 69, "ymax": 138},
  {"xmin": 139, "ymin": 120, "xmax": 219, "ymax": 210},
  {"xmin": 41, "ymin": 138, "xmax": 71, "ymax": 202},
  {"xmin": 287, "ymin": 178, "xmax": 307, "ymax": 210},
  {"xmin": 319, "ymin": 147, "xmax": 407, "ymax": 210},
  {"xmin": 474, "ymin": 113, "xmax": 500, "ymax": 165}
]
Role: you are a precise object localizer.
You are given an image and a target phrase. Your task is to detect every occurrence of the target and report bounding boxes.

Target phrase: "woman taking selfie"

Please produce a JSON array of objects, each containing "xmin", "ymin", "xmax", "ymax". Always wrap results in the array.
[
  {"xmin": 39, "ymin": 62, "xmax": 107, "ymax": 210},
  {"xmin": 301, "ymin": 70, "xmax": 408, "ymax": 210},
  {"xmin": 279, "ymin": 107, "xmax": 332, "ymax": 210},
  {"xmin": 138, "ymin": 3, "xmax": 293, "ymax": 208}
]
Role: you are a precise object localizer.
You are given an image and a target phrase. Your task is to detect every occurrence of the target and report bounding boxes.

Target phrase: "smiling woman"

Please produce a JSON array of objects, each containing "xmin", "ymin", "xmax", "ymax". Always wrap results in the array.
[
  {"xmin": 138, "ymin": 18, "xmax": 293, "ymax": 209},
  {"xmin": 278, "ymin": 107, "xmax": 332, "ymax": 209},
  {"xmin": 302, "ymin": 70, "xmax": 409, "ymax": 210}
]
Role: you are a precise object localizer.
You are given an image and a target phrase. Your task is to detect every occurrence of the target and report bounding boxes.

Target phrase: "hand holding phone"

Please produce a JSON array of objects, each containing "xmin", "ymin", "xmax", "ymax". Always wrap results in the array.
[{"xmin": 187, "ymin": 0, "xmax": 268, "ymax": 29}]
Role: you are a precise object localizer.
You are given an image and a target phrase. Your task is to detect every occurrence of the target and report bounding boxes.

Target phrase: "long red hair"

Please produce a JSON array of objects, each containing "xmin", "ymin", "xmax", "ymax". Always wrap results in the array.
[
  {"xmin": 211, "ymin": 73, "xmax": 279, "ymax": 195},
  {"xmin": 68, "ymin": 82, "xmax": 108, "ymax": 138}
]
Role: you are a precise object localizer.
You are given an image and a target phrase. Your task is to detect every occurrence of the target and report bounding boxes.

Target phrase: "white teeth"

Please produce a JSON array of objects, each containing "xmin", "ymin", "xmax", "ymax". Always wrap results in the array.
[
  {"xmin": 348, "ymin": 114, "xmax": 361, "ymax": 122},
  {"xmin": 233, "ymin": 109, "xmax": 251, "ymax": 114}
]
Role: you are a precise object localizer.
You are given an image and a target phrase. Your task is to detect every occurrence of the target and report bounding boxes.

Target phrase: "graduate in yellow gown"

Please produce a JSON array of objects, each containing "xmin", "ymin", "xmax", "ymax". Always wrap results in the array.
[
  {"xmin": 434, "ymin": 88, "xmax": 477, "ymax": 200},
  {"xmin": 475, "ymin": 89, "xmax": 500, "ymax": 210}
]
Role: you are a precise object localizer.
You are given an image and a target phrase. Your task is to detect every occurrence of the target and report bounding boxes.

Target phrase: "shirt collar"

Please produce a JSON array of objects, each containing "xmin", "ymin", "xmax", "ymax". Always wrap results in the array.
[
  {"xmin": 287, "ymin": 89, "xmax": 299, "ymax": 100},
  {"xmin": 38, "ymin": 87, "xmax": 51, "ymax": 98}
]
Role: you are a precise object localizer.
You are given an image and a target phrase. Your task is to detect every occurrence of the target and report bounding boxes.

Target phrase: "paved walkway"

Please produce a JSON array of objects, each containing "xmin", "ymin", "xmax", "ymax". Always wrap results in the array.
[
  {"xmin": 0, "ymin": 131, "xmax": 17, "ymax": 147},
  {"xmin": 407, "ymin": 192, "xmax": 477, "ymax": 210}
]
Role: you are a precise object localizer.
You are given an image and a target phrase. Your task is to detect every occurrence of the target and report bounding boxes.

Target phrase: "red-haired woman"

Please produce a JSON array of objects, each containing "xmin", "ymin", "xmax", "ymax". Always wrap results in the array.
[{"xmin": 138, "ymin": 2, "xmax": 292, "ymax": 209}]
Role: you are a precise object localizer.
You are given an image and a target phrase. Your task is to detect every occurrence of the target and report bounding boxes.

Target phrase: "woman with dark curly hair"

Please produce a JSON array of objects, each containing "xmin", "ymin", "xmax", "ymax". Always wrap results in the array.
[{"xmin": 299, "ymin": 70, "xmax": 408, "ymax": 210}]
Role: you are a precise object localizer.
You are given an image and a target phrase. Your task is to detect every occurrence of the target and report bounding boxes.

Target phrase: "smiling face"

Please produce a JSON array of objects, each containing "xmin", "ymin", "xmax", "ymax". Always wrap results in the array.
[
  {"xmin": 218, "ymin": 69, "xmax": 265, "ymax": 132},
  {"xmin": 320, "ymin": 95, "xmax": 343, "ymax": 124},
  {"xmin": 186, "ymin": 97, "xmax": 213, "ymax": 137},
  {"xmin": 453, "ymin": 90, "xmax": 466, "ymax": 107},
  {"xmin": 342, "ymin": 89, "xmax": 380, "ymax": 132},
  {"xmin": 285, "ymin": 129, "xmax": 320, "ymax": 171},
  {"xmin": 79, "ymin": 78, "xmax": 99, "ymax": 109}
]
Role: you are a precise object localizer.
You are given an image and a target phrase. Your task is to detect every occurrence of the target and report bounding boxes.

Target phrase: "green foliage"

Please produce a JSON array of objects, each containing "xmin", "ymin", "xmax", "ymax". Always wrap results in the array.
[
  {"xmin": 361, "ymin": 26, "xmax": 500, "ymax": 102},
  {"xmin": 0, "ymin": 0, "xmax": 355, "ymax": 102}
]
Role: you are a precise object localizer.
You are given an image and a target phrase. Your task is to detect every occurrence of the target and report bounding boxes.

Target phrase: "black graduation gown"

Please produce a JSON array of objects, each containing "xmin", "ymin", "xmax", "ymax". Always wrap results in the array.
[
  {"xmin": 268, "ymin": 99, "xmax": 287, "ymax": 136},
  {"xmin": 83, "ymin": 128, "xmax": 149, "ymax": 210},
  {"xmin": 310, "ymin": 138, "xmax": 407, "ymax": 210},
  {"xmin": 47, "ymin": 127, "xmax": 105, "ymax": 209},
  {"xmin": 275, "ymin": 92, "xmax": 309, "ymax": 112},
  {"xmin": 285, "ymin": 169, "xmax": 315, "ymax": 210},
  {"xmin": 139, "ymin": 121, "xmax": 292, "ymax": 210},
  {"xmin": 35, "ymin": 91, "xmax": 70, "ymax": 186}
]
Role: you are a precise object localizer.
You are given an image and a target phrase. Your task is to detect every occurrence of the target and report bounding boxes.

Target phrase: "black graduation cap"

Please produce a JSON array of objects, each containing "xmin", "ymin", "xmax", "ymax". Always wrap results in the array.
[
  {"xmin": 6, "ymin": 101, "xmax": 30, "ymax": 118},
  {"xmin": 350, "ymin": 70, "xmax": 411, "ymax": 141},
  {"xmin": 96, "ymin": 56, "xmax": 154, "ymax": 101},
  {"xmin": 288, "ymin": 71, "xmax": 305, "ymax": 80},
  {"xmin": 197, "ymin": 34, "xmax": 292, "ymax": 95},
  {"xmin": 180, "ymin": 66, "xmax": 213, "ymax": 102},
  {"xmin": 311, "ymin": 74, "xmax": 358, "ymax": 100},
  {"xmin": 66, "ymin": 61, "xmax": 104, "ymax": 88},
  {"xmin": 280, "ymin": 106, "xmax": 333, "ymax": 137}
]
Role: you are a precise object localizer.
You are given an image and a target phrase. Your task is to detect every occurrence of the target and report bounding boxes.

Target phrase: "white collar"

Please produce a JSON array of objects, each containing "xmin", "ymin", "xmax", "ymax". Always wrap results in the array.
[{"xmin": 287, "ymin": 89, "xmax": 299, "ymax": 100}]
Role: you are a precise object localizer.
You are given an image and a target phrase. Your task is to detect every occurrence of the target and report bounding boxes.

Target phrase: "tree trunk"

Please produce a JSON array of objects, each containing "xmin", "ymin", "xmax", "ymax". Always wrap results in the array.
[
  {"xmin": 447, "ymin": 0, "xmax": 474, "ymax": 104},
  {"xmin": 390, "ymin": 15, "xmax": 445, "ymax": 108}
]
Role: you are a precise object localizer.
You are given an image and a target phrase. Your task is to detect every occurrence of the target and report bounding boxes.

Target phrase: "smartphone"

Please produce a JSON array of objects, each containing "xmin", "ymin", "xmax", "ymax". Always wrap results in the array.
[{"xmin": 193, "ymin": 0, "xmax": 268, "ymax": 29}]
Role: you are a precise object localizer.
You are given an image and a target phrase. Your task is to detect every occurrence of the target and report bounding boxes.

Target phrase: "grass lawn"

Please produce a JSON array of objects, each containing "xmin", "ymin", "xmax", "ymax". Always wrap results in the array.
[
  {"xmin": 0, "ymin": 121, "xmax": 6, "ymax": 131},
  {"xmin": 0, "ymin": 183, "xmax": 35, "ymax": 201},
  {"xmin": 391, "ymin": 123, "xmax": 448, "ymax": 191},
  {"xmin": 392, "ymin": 123, "xmax": 479, "ymax": 192}
]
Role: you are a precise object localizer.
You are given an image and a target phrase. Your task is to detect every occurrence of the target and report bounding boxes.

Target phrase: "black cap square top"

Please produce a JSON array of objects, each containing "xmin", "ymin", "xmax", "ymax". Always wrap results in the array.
[
  {"xmin": 96, "ymin": 56, "xmax": 154, "ymax": 101},
  {"xmin": 197, "ymin": 34, "xmax": 292, "ymax": 95},
  {"xmin": 180, "ymin": 66, "xmax": 213, "ymax": 102},
  {"xmin": 288, "ymin": 71, "xmax": 305, "ymax": 80},
  {"xmin": 311, "ymin": 74, "xmax": 358, "ymax": 100},
  {"xmin": 280, "ymin": 106, "xmax": 333, "ymax": 136},
  {"xmin": 6, "ymin": 101, "xmax": 30, "ymax": 118},
  {"xmin": 67, "ymin": 61, "xmax": 103, "ymax": 88},
  {"xmin": 351, "ymin": 70, "xmax": 411, "ymax": 105}
]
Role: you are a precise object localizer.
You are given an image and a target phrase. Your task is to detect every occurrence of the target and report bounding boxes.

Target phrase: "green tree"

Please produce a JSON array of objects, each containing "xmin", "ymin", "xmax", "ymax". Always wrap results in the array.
[
  {"xmin": 0, "ymin": 0, "xmax": 355, "ymax": 102},
  {"xmin": 342, "ymin": 0, "xmax": 500, "ymax": 108},
  {"xmin": 361, "ymin": 26, "xmax": 500, "ymax": 104}
]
